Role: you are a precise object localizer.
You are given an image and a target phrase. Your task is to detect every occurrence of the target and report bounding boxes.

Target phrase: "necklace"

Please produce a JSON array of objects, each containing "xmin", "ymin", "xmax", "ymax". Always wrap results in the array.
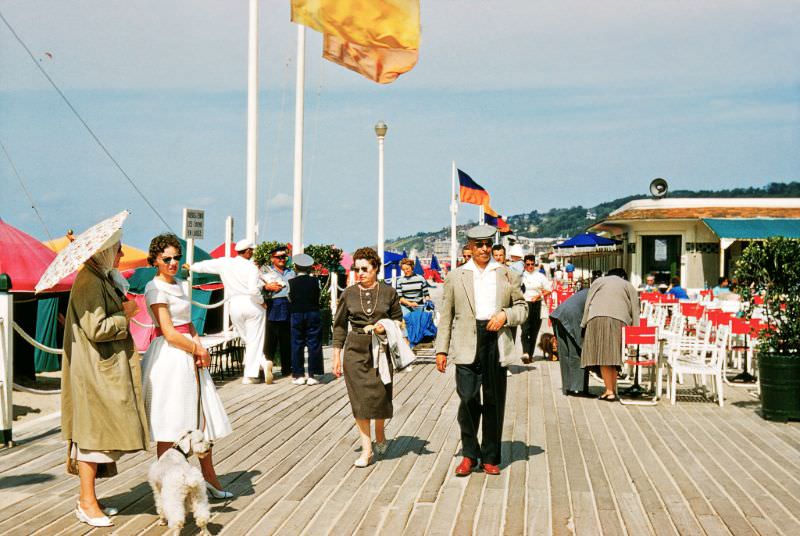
[{"xmin": 358, "ymin": 282, "xmax": 380, "ymax": 317}]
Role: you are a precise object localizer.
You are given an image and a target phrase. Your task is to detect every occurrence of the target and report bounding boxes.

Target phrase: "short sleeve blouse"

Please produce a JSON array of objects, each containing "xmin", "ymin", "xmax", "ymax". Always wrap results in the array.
[{"xmin": 144, "ymin": 278, "xmax": 192, "ymax": 327}]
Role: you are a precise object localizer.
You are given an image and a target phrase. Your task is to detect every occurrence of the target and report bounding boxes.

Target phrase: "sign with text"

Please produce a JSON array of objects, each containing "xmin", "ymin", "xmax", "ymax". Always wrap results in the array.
[{"xmin": 183, "ymin": 209, "xmax": 205, "ymax": 240}]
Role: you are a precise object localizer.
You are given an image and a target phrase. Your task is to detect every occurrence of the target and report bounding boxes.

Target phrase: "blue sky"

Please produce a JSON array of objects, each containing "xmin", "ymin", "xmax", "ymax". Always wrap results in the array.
[{"xmin": 1, "ymin": 0, "xmax": 798, "ymax": 251}]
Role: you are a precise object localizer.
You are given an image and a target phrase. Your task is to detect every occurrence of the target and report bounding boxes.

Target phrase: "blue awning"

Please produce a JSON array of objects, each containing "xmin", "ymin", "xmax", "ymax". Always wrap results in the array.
[{"xmin": 703, "ymin": 219, "xmax": 800, "ymax": 240}]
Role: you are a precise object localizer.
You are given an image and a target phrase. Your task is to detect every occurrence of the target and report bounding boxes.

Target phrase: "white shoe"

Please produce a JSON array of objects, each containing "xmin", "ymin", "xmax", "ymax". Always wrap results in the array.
[
  {"xmin": 292, "ymin": 377, "xmax": 307, "ymax": 385},
  {"xmin": 264, "ymin": 361, "xmax": 274, "ymax": 385},
  {"xmin": 353, "ymin": 454, "xmax": 373, "ymax": 468},
  {"xmin": 242, "ymin": 377, "xmax": 260, "ymax": 384},
  {"xmin": 306, "ymin": 376, "xmax": 320, "ymax": 385},
  {"xmin": 206, "ymin": 482, "xmax": 234, "ymax": 500},
  {"xmin": 77, "ymin": 501, "xmax": 118, "ymax": 517},
  {"xmin": 506, "ymin": 369, "xmax": 512, "ymax": 377},
  {"xmin": 75, "ymin": 505, "xmax": 113, "ymax": 527}
]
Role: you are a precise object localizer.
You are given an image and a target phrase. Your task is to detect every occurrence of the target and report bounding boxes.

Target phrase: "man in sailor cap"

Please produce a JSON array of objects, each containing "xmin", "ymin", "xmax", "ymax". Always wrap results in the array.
[
  {"xmin": 287, "ymin": 253, "xmax": 324, "ymax": 385},
  {"xmin": 435, "ymin": 225, "xmax": 528, "ymax": 476}
]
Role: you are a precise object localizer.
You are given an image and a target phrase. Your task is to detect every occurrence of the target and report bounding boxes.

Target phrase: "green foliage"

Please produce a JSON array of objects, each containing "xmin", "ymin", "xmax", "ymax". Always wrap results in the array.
[
  {"xmin": 735, "ymin": 237, "xmax": 800, "ymax": 355},
  {"xmin": 253, "ymin": 241, "xmax": 290, "ymax": 268},
  {"xmin": 304, "ymin": 244, "xmax": 343, "ymax": 273}
]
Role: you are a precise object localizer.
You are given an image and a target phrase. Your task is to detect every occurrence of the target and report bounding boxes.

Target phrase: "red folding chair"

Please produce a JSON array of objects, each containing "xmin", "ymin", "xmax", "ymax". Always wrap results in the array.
[{"xmin": 620, "ymin": 325, "xmax": 660, "ymax": 405}]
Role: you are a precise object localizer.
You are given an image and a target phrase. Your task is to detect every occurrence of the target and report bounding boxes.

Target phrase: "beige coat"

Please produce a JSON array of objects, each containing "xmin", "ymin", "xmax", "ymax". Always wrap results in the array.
[
  {"xmin": 61, "ymin": 264, "xmax": 149, "ymax": 452},
  {"xmin": 435, "ymin": 264, "xmax": 528, "ymax": 365},
  {"xmin": 581, "ymin": 275, "xmax": 641, "ymax": 329}
]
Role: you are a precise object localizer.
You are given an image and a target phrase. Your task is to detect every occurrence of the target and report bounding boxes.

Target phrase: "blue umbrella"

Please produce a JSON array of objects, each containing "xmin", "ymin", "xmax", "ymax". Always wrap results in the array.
[
  {"xmin": 554, "ymin": 232, "xmax": 619, "ymax": 249},
  {"xmin": 413, "ymin": 257, "xmax": 424, "ymax": 276},
  {"xmin": 383, "ymin": 250, "xmax": 405, "ymax": 280},
  {"xmin": 430, "ymin": 254, "xmax": 441, "ymax": 271}
]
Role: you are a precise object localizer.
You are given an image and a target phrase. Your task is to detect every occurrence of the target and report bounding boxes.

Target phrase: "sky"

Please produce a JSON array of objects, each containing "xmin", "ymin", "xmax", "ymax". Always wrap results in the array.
[{"xmin": 1, "ymin": 0, "xmax": 798, "ymax": 252}]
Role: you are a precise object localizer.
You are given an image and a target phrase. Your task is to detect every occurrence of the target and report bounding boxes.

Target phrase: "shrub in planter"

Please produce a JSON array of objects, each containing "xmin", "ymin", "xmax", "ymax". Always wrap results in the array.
[{"xmin": 735, "ymin": 237, "xmax": 800, "ymax": 422}]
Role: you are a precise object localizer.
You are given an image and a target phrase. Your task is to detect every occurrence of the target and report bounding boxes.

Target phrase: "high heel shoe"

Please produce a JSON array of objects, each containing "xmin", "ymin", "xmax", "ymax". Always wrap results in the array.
[
  {"xmin": 353, "ymin": 453, "xmax": 374, "ymax": 468},
  {"xmin": 205, "ymin": 481, "xmax": 234, "ymax": 499},
  {"xmin": 75, "ymin": 504, "xmax": 113, "ymax": 527}
]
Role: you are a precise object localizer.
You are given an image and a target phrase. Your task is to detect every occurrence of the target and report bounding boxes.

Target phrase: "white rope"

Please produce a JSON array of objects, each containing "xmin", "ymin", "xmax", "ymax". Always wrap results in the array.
[
  {"xmin": 13, "ymin": 383, "xmax": 60, "ymax": 395},
  {"xmin": 11, "ymin": 321, "xmax": 63, "ymax": 354},
  {"xmin": 130, "ymin": 317, "xmax": 156, "ymax": 329},
  {"xmin": 190, "ymin": 296, "xmax": 233, "ymax": 310}
]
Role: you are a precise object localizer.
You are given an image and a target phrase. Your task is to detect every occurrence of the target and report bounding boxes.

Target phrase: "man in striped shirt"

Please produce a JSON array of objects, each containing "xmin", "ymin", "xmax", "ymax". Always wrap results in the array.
[{"xmin": 396, "ymin": 258, "xmax": 431, "ymax": 315}]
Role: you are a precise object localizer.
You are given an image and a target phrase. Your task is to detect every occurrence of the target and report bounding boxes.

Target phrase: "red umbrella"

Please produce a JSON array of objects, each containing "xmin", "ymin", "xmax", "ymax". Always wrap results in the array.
[
  {"xmin": 210, "ymin": 242, "xmax": 238, "ymax": 259},
  {"xmin": 0, "ymin": 218, "xmax": 74, "ymax": 292}
]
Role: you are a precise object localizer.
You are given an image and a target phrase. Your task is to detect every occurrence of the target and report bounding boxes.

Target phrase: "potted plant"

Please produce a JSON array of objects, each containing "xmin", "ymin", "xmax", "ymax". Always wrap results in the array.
[
  {"xmin": 735, "ymin": 237, "xmax": 800, "ymax": 422},
  {"xmin": 303, "ymin": 244, "xmax": 343, "ymax": 345}
]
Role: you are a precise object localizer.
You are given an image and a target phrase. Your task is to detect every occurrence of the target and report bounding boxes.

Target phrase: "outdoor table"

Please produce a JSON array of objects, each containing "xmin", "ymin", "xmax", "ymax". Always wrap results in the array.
[{"xmin": 200, "ymin": 333, "xmax": 242, "ymax": 380}]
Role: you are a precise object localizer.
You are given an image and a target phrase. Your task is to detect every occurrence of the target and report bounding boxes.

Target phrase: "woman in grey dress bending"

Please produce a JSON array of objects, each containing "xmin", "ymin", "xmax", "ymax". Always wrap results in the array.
[{"xmin": 332, "ymin": 247, "xmax": 402, "ymax": 467}]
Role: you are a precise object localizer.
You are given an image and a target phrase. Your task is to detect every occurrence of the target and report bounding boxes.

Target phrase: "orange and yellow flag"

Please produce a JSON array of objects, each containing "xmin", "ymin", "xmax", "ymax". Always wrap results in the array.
[{"xmin": 291, "ymin": 0, "xmax": 420, "ymax": 84}]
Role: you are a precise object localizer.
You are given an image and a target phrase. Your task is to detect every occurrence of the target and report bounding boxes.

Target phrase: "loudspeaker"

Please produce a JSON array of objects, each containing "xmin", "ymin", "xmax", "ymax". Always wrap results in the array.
[{"xmin": 649, "ymin": 178, "xmax": 669, "ymax": 199}]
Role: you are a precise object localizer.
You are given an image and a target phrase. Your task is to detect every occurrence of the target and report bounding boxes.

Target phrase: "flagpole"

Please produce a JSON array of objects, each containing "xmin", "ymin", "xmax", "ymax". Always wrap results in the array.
[
  {"xmin": 292, "ymin": 25, "xmax": 306, "ymax": 254},
  {"xmin": 450, "ymin": 161, "xmax": 458, "ymax": 269},
  {"xmin": 479, "ymin": 204, "xmax": 484, "ymax": 224},
  {"xmin": 245, "ymin": 0, "xmax": 259, "ymax": 243}
]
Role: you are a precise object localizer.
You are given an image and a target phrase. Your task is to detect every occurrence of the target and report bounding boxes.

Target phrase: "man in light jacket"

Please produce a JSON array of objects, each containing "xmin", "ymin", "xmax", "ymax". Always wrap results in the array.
[
  {"xmin": 186, "ymin": 239, "xmax": 273, "ymax": 384},
  {"xmin": 435, "ymin": 225, "xmax": 528, "ymax": 477}
]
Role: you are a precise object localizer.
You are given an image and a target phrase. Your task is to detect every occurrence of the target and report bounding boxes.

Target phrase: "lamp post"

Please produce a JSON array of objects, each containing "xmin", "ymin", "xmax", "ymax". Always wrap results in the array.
[{"xmin": 375, "ymin": 121, "xmax": 388, "ymax": 278}]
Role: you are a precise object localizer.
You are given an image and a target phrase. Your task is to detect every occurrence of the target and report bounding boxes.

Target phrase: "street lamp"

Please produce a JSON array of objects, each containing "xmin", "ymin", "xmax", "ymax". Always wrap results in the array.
[{"xmin": 375, "ymin": 121, "xmax": 387, "ymax": 278}]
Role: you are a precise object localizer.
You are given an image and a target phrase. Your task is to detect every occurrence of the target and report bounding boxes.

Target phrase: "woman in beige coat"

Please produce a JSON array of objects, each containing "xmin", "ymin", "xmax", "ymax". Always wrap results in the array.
[{"xmin": 61, "ymin": 238, "xmax": 149, "ymax": 527}]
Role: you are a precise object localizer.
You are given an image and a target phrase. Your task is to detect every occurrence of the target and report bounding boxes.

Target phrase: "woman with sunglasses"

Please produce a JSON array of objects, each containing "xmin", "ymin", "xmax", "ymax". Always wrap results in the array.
[
  {"xmin": 140, "ymin": 233, "xmax": 233, "ymax": 498},
  {"xmin": 332, "ymin": 247, "xmax": 402, "ymax": 467}
]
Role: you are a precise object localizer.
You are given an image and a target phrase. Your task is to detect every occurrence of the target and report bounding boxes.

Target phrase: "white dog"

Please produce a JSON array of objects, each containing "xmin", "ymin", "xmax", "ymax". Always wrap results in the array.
[{"xmin": 148, "ymin": 430, "xmax": 212, "ymax": 534}]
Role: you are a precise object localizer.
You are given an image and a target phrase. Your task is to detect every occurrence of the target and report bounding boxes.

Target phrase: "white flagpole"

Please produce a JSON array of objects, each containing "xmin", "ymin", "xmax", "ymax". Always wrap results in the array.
[
  {"xmin": 245, "ymin": 0, "xmax": 259, "ymax": 243},
  {"xmin": 450, "ymin": 161, "xmax": 458, "ymax": 269},
  {"xmin": 292, "ymin": 25, "xmax": 306, "ymax": 254},
  {"xmin": 223, "ymin": 216, "xmax": 234, "ymax": 337}
]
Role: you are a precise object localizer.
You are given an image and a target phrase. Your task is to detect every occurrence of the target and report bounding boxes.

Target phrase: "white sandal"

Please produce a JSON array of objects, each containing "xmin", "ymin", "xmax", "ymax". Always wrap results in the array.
[{"xmin": 75, "ymin": 505, "xmax": 113, "ymax": 527}]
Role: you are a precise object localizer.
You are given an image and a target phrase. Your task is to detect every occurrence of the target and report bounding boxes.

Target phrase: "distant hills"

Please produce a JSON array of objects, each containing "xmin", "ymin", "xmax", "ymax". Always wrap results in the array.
[{"xmin": 386, "ymin": 181, "xmax": 800, "ymax": 253}]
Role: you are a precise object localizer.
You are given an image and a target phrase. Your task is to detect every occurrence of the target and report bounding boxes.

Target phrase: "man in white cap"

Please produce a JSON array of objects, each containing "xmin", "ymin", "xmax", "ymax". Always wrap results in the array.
[
  {"xmin": 186, "ymin": 239, "xmax": 273, "ymax": 384},
  {"xmin": 435, "ymin": 224, "xmax": 528, "ymax": 477},
  {"xmin": 508, "ymin": 244, "xmax": 525, "ymax": 273}
]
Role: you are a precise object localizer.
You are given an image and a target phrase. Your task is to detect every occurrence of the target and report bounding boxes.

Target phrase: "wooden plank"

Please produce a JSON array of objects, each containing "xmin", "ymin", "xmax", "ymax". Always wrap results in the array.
[{"xmin": 526, "ymin": 362, "xmax": 551, "ymax": 536}]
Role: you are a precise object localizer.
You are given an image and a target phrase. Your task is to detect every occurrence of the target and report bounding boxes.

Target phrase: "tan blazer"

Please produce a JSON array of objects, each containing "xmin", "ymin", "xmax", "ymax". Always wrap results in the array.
[{"xmin": 435, "ymin": 264, "xmax": 528, "ymax": 365}]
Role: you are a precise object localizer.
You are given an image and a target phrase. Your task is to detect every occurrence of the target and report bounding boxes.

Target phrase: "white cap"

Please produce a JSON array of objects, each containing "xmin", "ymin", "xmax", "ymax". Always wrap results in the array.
[
  {"xmin": 235, "ymin": 238, "xmax": 255, "ymax": 252},
  {"xmin": 509, "ymin": 244, "xmax": 524, "ymax": 258}
]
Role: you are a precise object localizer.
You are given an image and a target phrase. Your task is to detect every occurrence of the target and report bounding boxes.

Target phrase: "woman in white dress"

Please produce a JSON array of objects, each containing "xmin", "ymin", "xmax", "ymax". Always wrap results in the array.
[{"xmin": 141, "ymin": 233, "xmax": 233, "ymax": 499}]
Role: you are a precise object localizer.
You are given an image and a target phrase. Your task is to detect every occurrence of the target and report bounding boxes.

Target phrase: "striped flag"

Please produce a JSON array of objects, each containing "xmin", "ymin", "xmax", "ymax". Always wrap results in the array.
[
  {"xmin": 457, "ymin": 169, "xmax": 491, "ymax": 206},
  {"xmin": 483, "ymin": 205, "xmax": 512, "ymax": 234}
]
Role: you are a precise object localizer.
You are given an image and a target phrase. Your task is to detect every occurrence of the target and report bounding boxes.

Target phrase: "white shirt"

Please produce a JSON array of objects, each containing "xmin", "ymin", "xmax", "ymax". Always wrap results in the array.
[
  {"xmin": 190, "ymin": 256, "xmax": 264, "ymax": 305},
  {"xmin": 462, "ymin": 259, "xmax": 501, "ymax": 320},
  {"xmin": 144, "ymin": 278, "xmax": 192, "ymax": 327},
  {"xmin": 521, "ymin": 270, "xmax": 552, "ymax": 302}
]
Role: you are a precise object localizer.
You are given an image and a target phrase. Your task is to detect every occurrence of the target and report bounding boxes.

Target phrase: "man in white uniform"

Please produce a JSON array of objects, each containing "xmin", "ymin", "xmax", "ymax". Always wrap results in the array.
[{"xmin": 186, "ymin": 239, "xmax": 273, "ymax": 384}]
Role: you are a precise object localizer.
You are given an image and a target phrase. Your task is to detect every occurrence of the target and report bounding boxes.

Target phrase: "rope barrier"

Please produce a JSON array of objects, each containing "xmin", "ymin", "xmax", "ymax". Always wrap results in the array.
[
  {"xmin": 130, "ymin": 317, "xmax": 155, "ymax": 329},
  {"xmin": 190, "ymin": 296, "xmax": 232, "ymax": 310},
  {"xmin": 13, "ymin": 382, "xmax": 60, "ymax": 395},
  {"xmin": 11, "ymin": 321, "xmax": 63, "ymax": 354}
]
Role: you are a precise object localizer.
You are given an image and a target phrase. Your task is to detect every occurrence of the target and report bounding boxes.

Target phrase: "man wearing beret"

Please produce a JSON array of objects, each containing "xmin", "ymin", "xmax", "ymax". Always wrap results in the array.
[{"xmin": 435, "ymin": 225, "xmax": 528, "ymax": 476}]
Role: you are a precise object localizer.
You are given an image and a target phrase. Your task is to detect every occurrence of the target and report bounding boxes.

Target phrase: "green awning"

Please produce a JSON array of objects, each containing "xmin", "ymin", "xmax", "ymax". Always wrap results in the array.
[{"xmin": 703, "ymin": 218, "xmax": 800, "ymax": 240}]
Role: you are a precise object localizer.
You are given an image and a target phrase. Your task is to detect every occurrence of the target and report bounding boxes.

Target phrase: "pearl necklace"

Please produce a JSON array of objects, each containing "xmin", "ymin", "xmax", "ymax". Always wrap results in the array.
[{"xmin": 358, "ymin": 282, "xmax": 380, "ymax": 316}]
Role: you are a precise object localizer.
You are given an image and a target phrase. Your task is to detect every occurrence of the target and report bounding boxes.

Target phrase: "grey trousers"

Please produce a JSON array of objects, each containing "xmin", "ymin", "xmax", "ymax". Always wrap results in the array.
[{"xmin": 553, "ymin": 320, "xmax": 589, "ymax": 394}]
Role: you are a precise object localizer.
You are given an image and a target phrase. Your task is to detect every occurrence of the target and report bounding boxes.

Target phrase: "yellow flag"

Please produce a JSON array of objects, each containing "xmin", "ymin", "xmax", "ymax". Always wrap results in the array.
[{"xmin": 291, "ymin": 0, "xmax": 420, "ymax": 84}]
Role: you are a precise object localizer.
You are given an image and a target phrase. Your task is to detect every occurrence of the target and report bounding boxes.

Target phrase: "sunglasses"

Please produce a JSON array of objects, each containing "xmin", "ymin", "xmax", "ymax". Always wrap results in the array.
[
  {"xmin": 354, "ymin": 266, "xmax": 372, "ymax": 273},
  {"xmin": 161, "ymin": 255, "xmax": 182, "ymax": 264},
  {"xmin": 272, "ymin": 254, "xmax": 288, "ymax": 260},
  {"xmin": 525, "ymin": 262, "xmax": 536, "ymax": 266},
  {"xmin": 471, "ymin": 240, "xmax": 493, "ymax": 249}
]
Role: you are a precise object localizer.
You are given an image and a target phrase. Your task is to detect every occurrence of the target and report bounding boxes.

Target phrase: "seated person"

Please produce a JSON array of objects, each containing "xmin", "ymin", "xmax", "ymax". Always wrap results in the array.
[
  {"xmin": 640, "ymin": 273, "xmax": 658, "ymax": 292},
  {"xmin": 395, "ymin": 258, "xmax": 430, "ymax": 316},
  {"xmin": 712, "ymin": 277, "xmax": 731, "ymax": 297},
  {"xmin": 667, "ymin": 276, "xmax": 690, "ymax": 300}
]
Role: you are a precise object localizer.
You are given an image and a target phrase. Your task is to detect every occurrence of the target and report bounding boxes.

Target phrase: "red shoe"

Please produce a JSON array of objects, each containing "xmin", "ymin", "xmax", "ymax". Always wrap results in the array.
[
  {"xmin": 455, "ymin": 457, "xmax": 476, "ymax": 477},
  {"xmin": 482, "ymin": 463, "xmax": 501, "ymax": 475}
]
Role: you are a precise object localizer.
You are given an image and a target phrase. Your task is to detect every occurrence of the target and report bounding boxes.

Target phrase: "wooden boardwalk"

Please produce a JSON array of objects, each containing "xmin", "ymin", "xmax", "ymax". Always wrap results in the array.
[{"xmin": 1, "ymin": 356, "xmax": 799, "ymax": 535}]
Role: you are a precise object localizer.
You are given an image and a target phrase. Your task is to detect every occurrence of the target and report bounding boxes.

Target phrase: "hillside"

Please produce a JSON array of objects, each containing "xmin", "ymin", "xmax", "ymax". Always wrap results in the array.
[{"xmin": 386, "ymin": 181, "xmax": 800, "ymax": 252}]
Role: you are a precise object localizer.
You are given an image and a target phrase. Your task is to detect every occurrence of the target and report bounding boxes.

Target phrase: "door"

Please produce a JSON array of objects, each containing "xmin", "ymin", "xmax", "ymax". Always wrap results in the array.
[{"xmin": 641, "ymin": 235, "xmax": 681, "ymax": 285}]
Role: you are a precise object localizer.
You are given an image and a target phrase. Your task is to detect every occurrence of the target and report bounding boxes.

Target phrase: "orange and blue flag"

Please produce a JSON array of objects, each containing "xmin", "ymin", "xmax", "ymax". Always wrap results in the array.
[
  {"xmin": 483, "ymin": 204, "xmax": 512, "ymax": 234},
  {"xmin": 457, "ymin": 169, "xmax": 491, "ymax": 206}
]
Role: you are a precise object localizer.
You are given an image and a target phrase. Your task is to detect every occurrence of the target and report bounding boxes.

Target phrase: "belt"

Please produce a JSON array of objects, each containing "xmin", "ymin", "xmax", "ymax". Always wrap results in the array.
[
  {"xmin": 350, "ymin": 327, "xmax": 371, "ymax": 335},
  {"xmin": 155, "ymin": 324, "xmax": 192, "ymax": 337}
]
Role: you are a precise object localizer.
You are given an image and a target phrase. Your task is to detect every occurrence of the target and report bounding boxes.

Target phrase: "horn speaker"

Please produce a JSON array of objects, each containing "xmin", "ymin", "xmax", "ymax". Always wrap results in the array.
[{"xmin": 649, "ymin": 178, "xmax": 668, "ymax": 199}]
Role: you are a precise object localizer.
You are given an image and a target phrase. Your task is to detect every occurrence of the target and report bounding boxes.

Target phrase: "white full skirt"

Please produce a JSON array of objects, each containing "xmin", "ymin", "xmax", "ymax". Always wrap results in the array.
[{"xmin": 142, "ymin": 335, "xmax": 232, "ymax": 442}]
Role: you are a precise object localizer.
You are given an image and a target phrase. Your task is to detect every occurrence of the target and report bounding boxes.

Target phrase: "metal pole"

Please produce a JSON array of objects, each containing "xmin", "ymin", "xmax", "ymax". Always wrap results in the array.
[
  {"xmin": 223, "ymin": 216, "xmax": 234, "ymax": 336},
  {"xmin": 0, "ymin": 290, "xmax": 14, "ymax": 446},
  {"xmin": 245, "ymin": 0, "xmax": 259, "ymax": 243},
  {"xmin": 450, "ymin": 161, "xmax": 458, "ymax": 270},
  {"xmin": 292, "ymin": 25, "xmax": 306, "ymax": 254},
  {"xmin": 377, "ymin": 133, "xmax": 386, "ymax": 279}
]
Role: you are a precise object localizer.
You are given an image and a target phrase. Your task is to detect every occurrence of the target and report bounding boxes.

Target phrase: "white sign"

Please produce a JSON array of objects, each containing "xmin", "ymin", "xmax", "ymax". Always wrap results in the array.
[
  {"xmin": 183, "ymin": 208, "xmax": 205, "ymax": 240},
  {"xmin": 654, "ymin": 238, "xmax": 668, "ymax": 262}
]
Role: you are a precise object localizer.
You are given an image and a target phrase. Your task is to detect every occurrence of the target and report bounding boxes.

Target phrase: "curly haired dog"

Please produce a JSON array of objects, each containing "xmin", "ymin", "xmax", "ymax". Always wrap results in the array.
[
  {"xmin": 148, "ymin": 430, "xmax": 212, "ymax": 534},
  {"xmin": 538, "ymin": 333, "xmax": 559, "ymax": 361}
]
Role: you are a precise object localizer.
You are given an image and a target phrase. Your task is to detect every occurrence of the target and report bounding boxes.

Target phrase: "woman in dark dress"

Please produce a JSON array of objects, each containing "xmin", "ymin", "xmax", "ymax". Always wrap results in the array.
[{"xmin": 332, "ymin": 247, "xmax": 402, "ymax": 467}]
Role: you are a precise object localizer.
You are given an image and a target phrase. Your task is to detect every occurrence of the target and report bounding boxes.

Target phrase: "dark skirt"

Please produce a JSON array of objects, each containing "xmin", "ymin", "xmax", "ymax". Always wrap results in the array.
[
  {"xmin": 581, "ymin": 316, "xmax": 625, "ymax": 367},
  {"xmin": 343, "ymin": 332, "xmax": 393, "ymax": 419}
]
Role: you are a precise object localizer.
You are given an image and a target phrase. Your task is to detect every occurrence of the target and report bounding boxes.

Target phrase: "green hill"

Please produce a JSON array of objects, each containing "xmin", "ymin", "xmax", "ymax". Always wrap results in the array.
[{"xmin": 386, "ymin": 181, "xmax": 800, "ymax": 252}]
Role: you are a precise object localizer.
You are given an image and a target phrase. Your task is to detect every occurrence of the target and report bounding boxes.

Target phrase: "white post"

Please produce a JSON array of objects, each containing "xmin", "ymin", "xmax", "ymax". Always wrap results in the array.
[
  {"xmin": 182, "ymin": 209, "xmax": 194, "ymax": 303},
  {"xmin": 245, "ymin": 0, "xmax": 259, "ymax": 243},
  {"xmin": 330, "ymin": 272, "xmax": 338, "ymax": 318},
  {"xmin": 375, "ymin": 122, "xmax": 387, "ymax": 279},
  {"xmin": 478, "ymin": 204, "xmax": 484, "ymax": 225},
  {"xmin": 223, "ymin": 216, "xmax": 234, "ymax": 336},
  {"xmin": 292, "ymin": 25, "xmax": 306, "ymax": 254},
  {"xmin": 450, "ymin": 161, "xmax": 458, "ymax": 270},
  {"xmin": 0, "ymin": 290, "xmax": 13, "ymax": 446}
]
